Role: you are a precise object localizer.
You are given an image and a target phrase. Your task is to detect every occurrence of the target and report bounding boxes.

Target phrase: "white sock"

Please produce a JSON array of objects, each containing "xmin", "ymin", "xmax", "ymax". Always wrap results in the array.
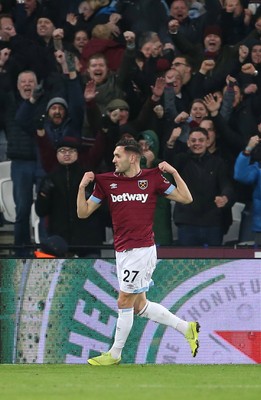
[
  {"xmin": 138, "ymin": 301, "xmax": 189, "ymax": 335},
  {"xmin": 109, "ymin": 308, "xmax": 134, "ymax": 359}
]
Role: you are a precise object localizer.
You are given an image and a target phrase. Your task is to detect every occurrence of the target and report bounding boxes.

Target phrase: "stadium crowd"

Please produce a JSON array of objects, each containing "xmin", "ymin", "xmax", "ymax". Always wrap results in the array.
[{"xmin": 0, "ymin": 0, "xmax": 261, "ymax": 256}]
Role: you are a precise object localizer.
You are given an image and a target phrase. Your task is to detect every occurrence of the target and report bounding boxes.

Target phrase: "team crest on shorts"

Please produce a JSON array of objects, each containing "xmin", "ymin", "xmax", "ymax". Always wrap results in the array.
[{"xmin": 138, "ymin": 180, "xmax": 148, "ymax": 190}]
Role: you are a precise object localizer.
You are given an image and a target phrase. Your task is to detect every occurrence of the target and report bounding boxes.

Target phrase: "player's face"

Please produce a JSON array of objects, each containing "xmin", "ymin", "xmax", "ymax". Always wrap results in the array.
[{"xmin": 112, "ymin": 146, "xmax": 132, "ymax": 173}]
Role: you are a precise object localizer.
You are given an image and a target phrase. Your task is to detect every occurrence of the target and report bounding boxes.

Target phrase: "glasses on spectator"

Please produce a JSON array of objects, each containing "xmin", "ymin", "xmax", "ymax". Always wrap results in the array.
[
  {"xmin": 172, "ymin": 62, "xmax": 188, "ymax": 67},
  {"xmin": 57, "ymin": 148, "xmax": 77, "ymax": 154}
]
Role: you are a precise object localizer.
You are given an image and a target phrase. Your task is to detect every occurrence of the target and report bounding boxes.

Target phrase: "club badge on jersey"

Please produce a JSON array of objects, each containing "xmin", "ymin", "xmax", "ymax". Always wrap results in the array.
[{"xmin": 138, "ymin": 180, "xmax": 148, "ymax": 190}]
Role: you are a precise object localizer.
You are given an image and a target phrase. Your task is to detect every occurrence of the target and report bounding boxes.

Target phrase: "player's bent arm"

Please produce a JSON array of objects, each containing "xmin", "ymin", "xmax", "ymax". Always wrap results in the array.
[
  {"xmin": 77, "ymin": 172, "xmax": 100, "ymax": 218},
  {"xmin": 159, "ymin": 161, "xmax": 193, "ymax": 204},
  {"xmin": 166, "ymin": 186, "xmax": 192, "ymax": 204},
  {"xmin": 77, "ymin": 192, "xmax": 100, "ymax": 218},
  {"xmin": 166, "ymin": 171, "xmax": 193, "ymax": 204}
]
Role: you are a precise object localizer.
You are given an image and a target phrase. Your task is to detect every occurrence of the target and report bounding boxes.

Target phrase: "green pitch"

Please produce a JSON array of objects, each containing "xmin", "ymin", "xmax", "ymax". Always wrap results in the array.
[{"xmin": 0, "ymin": 364, "xmax": 261, "ymax": 400}]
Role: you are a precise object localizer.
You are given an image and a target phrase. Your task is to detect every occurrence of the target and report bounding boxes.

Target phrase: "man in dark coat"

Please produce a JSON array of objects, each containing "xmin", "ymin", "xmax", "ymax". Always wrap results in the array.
[
  {"xmin": 35, "ymin": 136, "xmax": 105, "ymax": 256},
  {"xmin": 166, "ymin": 127, "xmax": 235, "ymax": 246}
]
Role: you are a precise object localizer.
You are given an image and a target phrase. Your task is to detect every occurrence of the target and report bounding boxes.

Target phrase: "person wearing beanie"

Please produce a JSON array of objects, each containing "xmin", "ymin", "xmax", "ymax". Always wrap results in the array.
[
  {"xmin": 35, "ymin": 131, "xmax": 105, "ymax": 257},
  {"xmin": 2, "ymin": 68, "xmax": 45, "ymax": 257},
  {"xmin": 43, "ymin": 50, "xmax": 85, "ymax": 145},
  {"xmin": 87, "ymin": 94, "xmax": 135, "ymax": 171},
  {"xmin": 203, "ymin": 24, "xmax": 223, "ymax": 59},
  {"xmin": 35, "ymin": 123, "xmax": 108, "ymax": 174},
  {"xmin": 36, "ymin": 15, "xmax": 56, "ymax": 45},
  {"xmin": 203, "ymin": 25, "xmax": 223, "ymax": 41},
  {"xmin": 168, "ymin": 15, "xmax": 250, "ymax": 93},
  {"xmin": 46, "ymin": 97, "xmax": 68, "ymax": 113},
  {"xmin": 12, "ymin": 0, "xmax": 40, "ymax": 40},
  {"xmin": 106, "ymin": 98, "xmax": 129, "ymax": 113},
  {"xmin": 56, "ymin": 136, "xmax": 81, "ymax": 150},
  {"xmin": 16, "ymin": 50, "xmax": 85, "ymax": 147},
  {"xmin": 42, "ymin": 94, "xmax": 80, "ymax": 145},
  {"xmin": 8, "ymin": 54, "xmax": 85, "ymax": 257},
  {"xmin": 0, "ymin": 9, "xmax": 62, "ymax": 84},
  {"xmin": 82, "ymin": 29, "xmax": 149, "ymax": 121},
  {"xmin": 85, "ymin": 77, "xmax": 169, "ymax": 172},
  {"xmin": 30, "ymin": 14, "xmax": 59, "ymax": 79},
  {"xmin": 44, "ymin": 96, "xmax": 69, "ymax": 130}
]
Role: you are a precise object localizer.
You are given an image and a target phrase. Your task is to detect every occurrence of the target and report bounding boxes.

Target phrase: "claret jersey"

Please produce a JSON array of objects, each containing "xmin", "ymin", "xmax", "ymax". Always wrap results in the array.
[{"xmin": 90, "ymin": 168, "xmax": 175, "ymax": 252}]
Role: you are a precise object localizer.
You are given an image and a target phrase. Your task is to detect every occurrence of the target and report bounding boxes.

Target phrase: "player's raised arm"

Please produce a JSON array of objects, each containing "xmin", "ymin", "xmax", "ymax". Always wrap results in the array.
[
  {"xmin": 158, "ymin": 161, "xmax": 193, "ymax": 204},
  {"xmin": 77, "ymin": 172, "xmax": 100, "ymax": 218}
]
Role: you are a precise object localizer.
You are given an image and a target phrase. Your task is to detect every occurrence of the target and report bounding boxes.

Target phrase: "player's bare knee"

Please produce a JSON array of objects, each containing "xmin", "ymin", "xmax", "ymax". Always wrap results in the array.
[
  {"xmin": 133, "ymin": 293, "xmax": 147, "ymax": 314},
  {"xmin": 134, "ymin": 298, "xmax": 147, "ymax": 315},
  {"xmin": 117, "ymin": 292, "xmax": 134, "ymax": 309},
  {"xmin": 133, "ymin": 306, "xmax": 138, "ymax": 314}
]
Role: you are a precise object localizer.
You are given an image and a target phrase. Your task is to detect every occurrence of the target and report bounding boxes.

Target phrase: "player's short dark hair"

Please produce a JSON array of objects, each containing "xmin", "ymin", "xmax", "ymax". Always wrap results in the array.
[{"xmin": 116, "ymin": 138, "xmax": 142, "ymax": 155}]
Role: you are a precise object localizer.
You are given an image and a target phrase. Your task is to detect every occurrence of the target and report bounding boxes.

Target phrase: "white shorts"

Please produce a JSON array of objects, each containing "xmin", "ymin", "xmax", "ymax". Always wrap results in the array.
[{"xmin": 115, "ymin": 245, "xmax": 157, "ymax": 293}]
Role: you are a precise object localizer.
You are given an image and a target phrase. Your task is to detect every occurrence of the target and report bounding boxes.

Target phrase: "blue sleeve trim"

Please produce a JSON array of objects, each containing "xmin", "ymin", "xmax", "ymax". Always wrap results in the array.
[
  {"xmin": 165, "ymin": 184, "xmax": 175, "ymax": 195},
  {"xmin": 89, "ymin": 195, "xmax": 102, "ymax": 204}
]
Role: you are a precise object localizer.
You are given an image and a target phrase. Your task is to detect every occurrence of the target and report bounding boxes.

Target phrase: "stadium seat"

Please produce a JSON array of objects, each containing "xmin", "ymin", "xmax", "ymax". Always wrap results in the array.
[
  {"xmin": 0, "ymin": 160, "xmax": 11, "ymax": 179},
  {"xmin": 0, "ymin": 161, "xmax": 40, "ymax": 244},
  {"xmin": 223, "ymin": 202, "xmax": 245, "ymax": 245},
  {"xmin": 0, "ymin": 177, "xmax": 16, "ymax": 223},
  {"xmin": 30, "ymin": 202, "xmax": 40, "ymax": 244}
]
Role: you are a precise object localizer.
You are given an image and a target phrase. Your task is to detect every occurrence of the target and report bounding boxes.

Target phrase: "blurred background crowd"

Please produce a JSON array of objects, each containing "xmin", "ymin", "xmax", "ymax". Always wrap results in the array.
[{"xmin": 0, "ymin": 0, "xmax": 261, "ymax": 257}]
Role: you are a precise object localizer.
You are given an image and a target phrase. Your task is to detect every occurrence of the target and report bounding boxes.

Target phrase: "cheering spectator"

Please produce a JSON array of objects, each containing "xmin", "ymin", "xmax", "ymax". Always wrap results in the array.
[
  {"xmin": 234, "ymin": 134, "xmax": 261, "ymax": 246},
  {"xmin": 35, "ymin": 136, "xmax": 105, "ymax": 256},
  {"xmin": 168, "ymin": 127, "xmax": 235, "ymax": 246}
]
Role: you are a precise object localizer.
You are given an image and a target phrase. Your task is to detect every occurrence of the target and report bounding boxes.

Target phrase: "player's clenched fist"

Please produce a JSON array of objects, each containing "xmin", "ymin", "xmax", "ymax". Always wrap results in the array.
[
  {"xmin": 158, "ymin": 161, "xmax": 176, "ymax": 175},
  {"xmin": 79, "ymin": 172, "xmax": 95, "ymax": 188}
]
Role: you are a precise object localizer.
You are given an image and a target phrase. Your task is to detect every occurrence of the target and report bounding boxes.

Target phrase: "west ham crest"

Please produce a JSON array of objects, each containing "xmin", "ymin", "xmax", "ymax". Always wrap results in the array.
[{"xmin": 138, "ymin": 180, "xmax": 148, "ymax": 190}]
